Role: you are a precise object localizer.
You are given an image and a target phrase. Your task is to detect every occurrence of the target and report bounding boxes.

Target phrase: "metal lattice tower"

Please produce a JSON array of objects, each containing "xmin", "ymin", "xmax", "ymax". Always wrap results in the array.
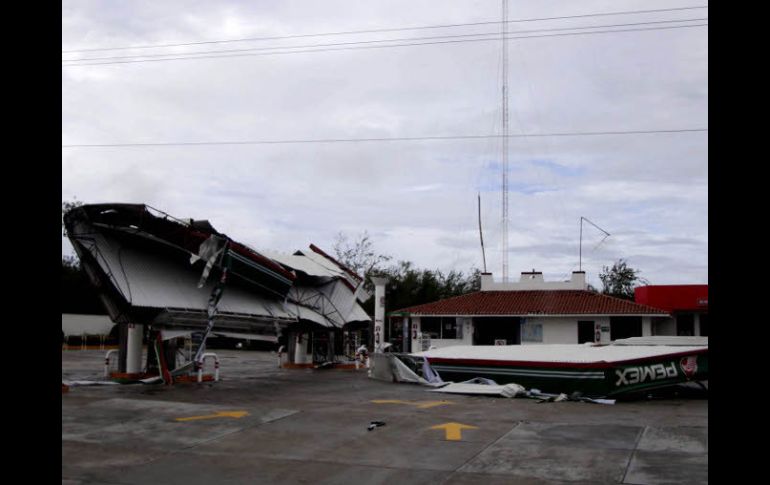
[{"xmin": 501, "ymin": 0, "xmax": 509, "ymax": 282}]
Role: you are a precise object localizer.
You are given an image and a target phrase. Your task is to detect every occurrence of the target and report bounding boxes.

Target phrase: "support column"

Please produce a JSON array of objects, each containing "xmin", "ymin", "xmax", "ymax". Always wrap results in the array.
[
  {"xmin": 125, "ymin": 323, "xmax": 144, "ymax": 374},
  {"xmin": 294, "ymin": 332, "xmax": 305, "ymax": 364},
  {"xmin": 693, "ymin": 314, "xmax": 701, "ymax": 336},
  {"xmin": 371, "ymin": 277, "xmax": 388, "ymax": 352}
]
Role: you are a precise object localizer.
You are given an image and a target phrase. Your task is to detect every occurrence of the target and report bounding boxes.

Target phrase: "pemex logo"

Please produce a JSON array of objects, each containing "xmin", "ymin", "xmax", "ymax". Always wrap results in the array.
[{"xmin": 679, "ymin": 356, "xmax": 698, "ymax": 379}]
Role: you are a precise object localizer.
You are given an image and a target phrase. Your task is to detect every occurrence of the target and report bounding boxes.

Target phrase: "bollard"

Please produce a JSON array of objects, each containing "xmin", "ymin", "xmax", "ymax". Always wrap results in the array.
[{"xmin": 197, "ymin": 353, "xmax": 220, "ymax": 383}]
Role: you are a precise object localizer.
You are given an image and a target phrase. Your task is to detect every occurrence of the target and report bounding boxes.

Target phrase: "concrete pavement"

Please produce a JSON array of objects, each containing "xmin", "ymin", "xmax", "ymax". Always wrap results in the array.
[{"xmin": 62, "ymin": 349, "xmax": 707, "ymax": 484}]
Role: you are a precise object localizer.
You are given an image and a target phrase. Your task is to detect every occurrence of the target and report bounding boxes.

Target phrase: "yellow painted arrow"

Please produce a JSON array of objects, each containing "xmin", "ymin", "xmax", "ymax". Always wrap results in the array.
[
  {"xmin": 429, "ymin": 422, "xmax": 478, "ymax": 441},
  {"xmin": 371, "ymin": 399, "xmax": 453, "ymax": 409},
  {"xmin": 175, "ymin": 411, "xmax": 249, "ymax": 422}
]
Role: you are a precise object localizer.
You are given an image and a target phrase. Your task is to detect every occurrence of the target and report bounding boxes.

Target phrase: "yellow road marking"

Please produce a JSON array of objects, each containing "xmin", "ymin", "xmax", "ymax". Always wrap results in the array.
[
  {"xmin": 175, "ymin": 411, "xmax": 249, "ymax": 422},
  {"xmin": 415, "ymin": 401, "xmax": 453, "ymax": 409},
  {"xmin": 429, "ymin": 422, "xmax": 478, "ymax": 441}
]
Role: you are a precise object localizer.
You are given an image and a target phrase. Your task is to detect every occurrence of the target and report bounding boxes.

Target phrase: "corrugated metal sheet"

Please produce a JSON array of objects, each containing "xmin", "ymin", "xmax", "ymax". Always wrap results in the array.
[
  {"xmin": 83, "ymin": 230, "xmax": 293, "ymax": 320},
  {"xmin": 212, "ymin": 331, "xmax": 278, "ymax": 342},
  {"xmin": 319, "ymin": 280, "xmax": 357, "ymax": 324},
  {"xmin": 69, "ymin": 219, "xmax": 370, "ymax": 333},
  {"xmin": 289, "ymin": 304, "xmax": 334, "ymax": 327},
  {"xmin": 298, "ymin": 251, "xmax": 358, "ymax": 287},
  {"xmin": 260, "ymin": 250, "xmax": 339, "ymax": 279},
  {"xmin": 345, "ymin": 304, "xmax": 371, "ymax": 324}
]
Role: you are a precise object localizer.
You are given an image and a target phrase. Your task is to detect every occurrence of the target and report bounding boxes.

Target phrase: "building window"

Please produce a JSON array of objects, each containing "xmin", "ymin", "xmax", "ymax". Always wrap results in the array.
[
  {"xmin": 421, "ymin": 317, "xmax": 441, "ymax": 339},
  {"xmin": 610, "ymin": 316, "xmax": 642, "ymax": 341},
  {"xmin": 578, "ymin": 321, "xmax": 596, "ymax": 344},
  {"xmin": 521, "ymin": 322, "xmax": 543, "ymax": 343},
  {"xmin": 420, "ymin": 317, "xmax": 459, "ymax": 339},
  {"xmin": 440, "ymin": 317, "xmax": 457, "ymax": 339}
]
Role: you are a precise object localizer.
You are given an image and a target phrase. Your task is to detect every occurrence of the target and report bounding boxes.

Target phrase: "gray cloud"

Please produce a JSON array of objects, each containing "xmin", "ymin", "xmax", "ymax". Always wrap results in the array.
[{"xmin": 62, "ymin": 0, "xmax": 707, "ymax": 285}]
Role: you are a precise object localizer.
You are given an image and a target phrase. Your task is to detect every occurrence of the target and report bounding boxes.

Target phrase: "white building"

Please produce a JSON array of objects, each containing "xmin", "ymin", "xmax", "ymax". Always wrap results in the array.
[{"xmin": 389, "ymin": 270, "xmax": 669, "ymax": 352}]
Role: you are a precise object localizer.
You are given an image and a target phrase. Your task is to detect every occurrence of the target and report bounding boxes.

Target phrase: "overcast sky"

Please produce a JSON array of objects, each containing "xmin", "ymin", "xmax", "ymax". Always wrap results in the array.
[{"xmin": 62, "ymin": 1, "xmax": 708, "ymax": 288}]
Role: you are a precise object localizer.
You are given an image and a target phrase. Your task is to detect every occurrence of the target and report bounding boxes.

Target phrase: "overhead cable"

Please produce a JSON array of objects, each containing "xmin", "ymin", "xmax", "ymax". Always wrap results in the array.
[
  {"xmin": 61, "ymin": 128, "xmax": 709, "ymax": 148},
  {"xmin": 62, "ymin": 23, "xmax": 708, "ymax": 67},
  {"xmin": 62, "ymin": 6, "xmax": 709, "ymax": 54}
]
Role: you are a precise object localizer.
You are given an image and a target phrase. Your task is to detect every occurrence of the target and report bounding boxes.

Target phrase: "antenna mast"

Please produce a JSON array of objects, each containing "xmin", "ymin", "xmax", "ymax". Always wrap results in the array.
[
  {"xmin": 501, "ymin": 0, "xmax": 509, "ymax": 282},
  {"xmin": 579, "ymin": 216, "xmax": 610, "ymax": 272},
  {"xmin": 478, "ymin": 193, "xmax": 487, "ymax": 272}
]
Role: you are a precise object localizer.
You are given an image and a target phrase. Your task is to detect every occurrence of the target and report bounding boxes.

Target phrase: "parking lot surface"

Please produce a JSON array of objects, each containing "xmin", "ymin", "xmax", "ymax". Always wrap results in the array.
[{"xmin": 63, "ymin": 349, "xmax": 708, "ymax": 484}]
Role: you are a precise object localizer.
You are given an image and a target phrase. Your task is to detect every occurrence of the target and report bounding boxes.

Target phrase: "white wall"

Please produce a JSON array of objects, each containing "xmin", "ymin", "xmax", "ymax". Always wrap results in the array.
[
  {"xmin": 521, "ymin": 316, "xmax": 611, "ymax": 344},
  {"xmin": 524, "ymin": 317, "xmax": 573, "ymax": 344},
  {"xmin": 481, "ymin": 272, "xmax": 587, "ymax": 291},
  {"xmin": 410, "ymin": 316, "xmax": 472, "ymax": 350},
  {"xmin": 409, "ymin": 315, "xmax": 655, "ymax": 348}
]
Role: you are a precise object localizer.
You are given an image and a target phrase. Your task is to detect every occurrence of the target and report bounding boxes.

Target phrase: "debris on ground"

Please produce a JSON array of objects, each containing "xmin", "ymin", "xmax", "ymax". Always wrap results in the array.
[{"xmin": 367, "ymin": 421, "xmax": 386, "ymax": 431}]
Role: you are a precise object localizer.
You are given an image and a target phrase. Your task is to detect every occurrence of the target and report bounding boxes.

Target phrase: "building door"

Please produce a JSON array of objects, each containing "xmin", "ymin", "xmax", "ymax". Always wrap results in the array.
[
  {"xmin": 578, "ymin": 321, "xmax": 596, "ymax": 344},
  {"xmin": 699, "ymin": 313, "xmax": 708, "ymax": 336},
  {"xmin": 473, "ymin": 317, "xmax": 521, "ymax": 345},
  {"xmin": 610, "ymin": 316, "xmax": 642, "ymax": 341},
  {"xmin": 676, "ymin": 313, "xmax": 695, "ymax": 336}
]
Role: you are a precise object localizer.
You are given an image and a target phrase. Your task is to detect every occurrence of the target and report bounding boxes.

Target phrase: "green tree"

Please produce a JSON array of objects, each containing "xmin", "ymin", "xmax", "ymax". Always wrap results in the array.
[
  {"xmin": 599, "ymin": 259, "xmax": 648, "ymax": 300},
  {"xmin": 62, "ymin": 198, "xmax": 105, "ymax": 314},
  {"xmin": 365, "ymin": 261, "xmax": 480, "ymax": 314},
  {"xmin": 333, "ymin": 231, "xmax": 480, "ymax": 313},
  {"xmin": 62, "ymin": 198, "xmax": 83, "ymax": 232}
]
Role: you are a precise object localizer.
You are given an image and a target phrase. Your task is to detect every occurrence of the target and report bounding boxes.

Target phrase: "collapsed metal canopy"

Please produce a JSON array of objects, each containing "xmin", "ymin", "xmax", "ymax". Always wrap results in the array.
[{"xmin": 64, "ymin": 203, "xmax": 372, "ymax": 338}]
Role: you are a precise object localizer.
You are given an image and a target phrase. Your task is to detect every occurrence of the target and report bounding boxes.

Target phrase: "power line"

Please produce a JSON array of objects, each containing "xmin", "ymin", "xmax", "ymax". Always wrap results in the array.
[
  {"xmin": 61, "ymin": 128, "xmax": 708, "ymax": 148},
  {"xmin": 62, "ymin": 23, "xmax": 708, "ymax": 67},
  {"xmin": 62, "ymin": 5, "xmax": 708, "ymax": 54},
  {"xmin": 63, "ymin": 18, "xmax": 706, "ymax": 63}
]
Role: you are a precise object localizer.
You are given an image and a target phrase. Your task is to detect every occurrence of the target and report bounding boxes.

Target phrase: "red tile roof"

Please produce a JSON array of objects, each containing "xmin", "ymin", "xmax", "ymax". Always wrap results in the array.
[{"xmin": 391, "ymin": 290, "xmax": 668, "ymax": 316}]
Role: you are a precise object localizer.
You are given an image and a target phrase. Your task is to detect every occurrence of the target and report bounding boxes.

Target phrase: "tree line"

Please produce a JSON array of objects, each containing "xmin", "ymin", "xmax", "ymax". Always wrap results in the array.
[{"xmin": 333, "ymin": 231, "xmax": 649, "ymax": 309}]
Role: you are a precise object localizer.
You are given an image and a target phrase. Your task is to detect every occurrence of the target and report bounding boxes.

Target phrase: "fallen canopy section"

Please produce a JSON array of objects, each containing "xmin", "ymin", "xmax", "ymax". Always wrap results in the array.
[
  {"xmin": 63, "ymin": 203, "xmax": 372, "ymax": 375},
  {"xmin": 369, "ymin": 353, "xmax": 615, "ymax": 403},
  {"xmin": 411, "ymin": 339, "xmax": 708, "ymax": 398},
  {"xmin": 63, "ymin": 204, "xmax": 298, "ymax": 340}
]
